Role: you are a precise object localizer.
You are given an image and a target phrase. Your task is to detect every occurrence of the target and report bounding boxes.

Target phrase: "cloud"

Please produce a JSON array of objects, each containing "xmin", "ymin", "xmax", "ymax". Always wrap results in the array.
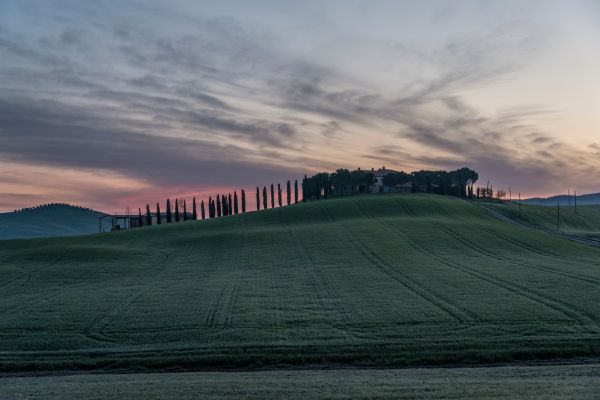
[{"xmin": 0, "ymin": 98, "xmax": 302, "ymax": 188}]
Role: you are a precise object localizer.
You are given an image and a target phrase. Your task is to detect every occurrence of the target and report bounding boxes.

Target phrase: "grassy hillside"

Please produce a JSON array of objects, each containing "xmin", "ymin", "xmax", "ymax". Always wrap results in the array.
[
  {"xmin": 489, "ymin": 202, "xmax": 600, "ymax": 235},
  {"xmin": 0, "ymin": 204, "xmax": 109, "ymax": 240},
  {"xmin": 523, "ymin": 192, "xmax": 600, "ymax": 206},
  {"xmin": 1, "ymin": 194, "xmax": 600, "ymax": 372}
]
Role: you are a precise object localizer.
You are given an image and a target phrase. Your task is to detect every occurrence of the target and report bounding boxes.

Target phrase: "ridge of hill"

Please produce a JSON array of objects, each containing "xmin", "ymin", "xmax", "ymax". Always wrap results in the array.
[
  {"xmin": 522, "ymin": 192, "xmax": 600, "ymax": 206},
  {"xmin": 1, "ymin": 194, "xmax": 600, "ymax": 373},
  {"xmin": 0, "ymin": 203, "xmax": 109, "ymax": 240}
]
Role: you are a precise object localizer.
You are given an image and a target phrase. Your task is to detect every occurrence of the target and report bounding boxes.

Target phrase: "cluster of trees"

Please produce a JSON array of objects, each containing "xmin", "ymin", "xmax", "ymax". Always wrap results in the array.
[
  {"xmin": 301, "ymin": 167, "xmax": 479, "ymax": 200},
  {"xmin": 134, "ymin": 180, "xmax": 300, "ymax": 228},
  {"xmin": 13, "ymin": 203, "xmax": 93, "ymax": 213},
  {"xmin": 302, "ymin": 169, "xmax": 375, "ymax": 200}
]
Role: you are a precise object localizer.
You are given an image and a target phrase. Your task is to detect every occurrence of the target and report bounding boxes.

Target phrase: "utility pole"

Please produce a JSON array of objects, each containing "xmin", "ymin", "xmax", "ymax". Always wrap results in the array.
[
  {"xmin": 574, "ymin": 190, "xmax": 577, "ymax": 214},
  {"xmin": 519, "ymin": 193, "xmax": 522, "ymax": 216},
  {"xmin": 557, "ymin": 203, "xmax": 560, "ymax": 231},
  {"xmin": 568, "ymin": 188, "xmax": 571, "ymax": 207}
]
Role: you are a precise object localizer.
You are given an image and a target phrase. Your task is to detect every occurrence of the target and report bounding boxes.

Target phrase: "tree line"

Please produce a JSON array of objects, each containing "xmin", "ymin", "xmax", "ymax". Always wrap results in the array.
[
  {"xmin": 134, "ymin": 180, "xmax": 300, "ymax": 227},
  {"xmin": 302, "ymin": 167, "xmax": 479, "ymax": 200}
]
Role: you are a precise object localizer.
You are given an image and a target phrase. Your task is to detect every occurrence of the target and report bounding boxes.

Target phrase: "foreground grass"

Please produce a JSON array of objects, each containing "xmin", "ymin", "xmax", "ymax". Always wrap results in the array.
[
  {"xmin": 3, "ymin": 363, "xmax": 600, "ymax": 399},
  {"xmin": 1, "ymin": 194, "xmax": 600, "ymax": 372}
]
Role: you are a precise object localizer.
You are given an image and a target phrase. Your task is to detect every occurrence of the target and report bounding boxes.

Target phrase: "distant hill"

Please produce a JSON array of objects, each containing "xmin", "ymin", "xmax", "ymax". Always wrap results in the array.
[
  {"xmin": 0, "ymin": 203, "xmax": 109, "ymax": 240},
  {"xmin": 522, "ymin": 192, "xmax": 600, "ymax": 206}
]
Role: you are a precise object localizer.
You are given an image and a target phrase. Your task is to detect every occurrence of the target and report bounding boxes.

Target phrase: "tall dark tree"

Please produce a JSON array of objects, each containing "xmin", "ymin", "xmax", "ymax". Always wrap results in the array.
[
  {"xmin": 156, "ymin": 203, "xmax": 161, "ymax": 224},
  {"xmin": 270, "ymin": 184, "xmax": 275, "ymax": 208},
  {"xmin": 183, "ymin": 200, "xmax": 188, "ymax": 221},
  {"xmin": 241, "ymin": 189, "xmax": 246, "ymax": 213},
  {"xmin": 209, "ymin": 197, "xmax": 215, "ymax": 218},
  {"xmin": 295, "ymin": 180, "xmax": 299, "ymax": 204},
  {"xmin": 175, "ymin": 199, "xmax": 180, "ymax": 222},
  {"xmin": 201, "ymin": 200, "xmax": 206, "ymax": 220},
  {"xmin": 234, "ymin": 191, "xmax": 239, "ymax": 214},
  {"xmin": 256, "ymin": 187, "xmax": 260, "ymax": 210},
  {"xmin": 221, "ymin": 194, "xmax": 228, "ymax": 216},
  {"xmin": 286, "ymin": 180, "xmax": 291, "ymax": 205},
  {"xmin": 216, "ymin": 195, "xmax": 222, "ymax": 217},
  {"xmin": 192, "ymin": 197, "xmax": 197, "ymax": 220},
  {"xmin": 276, "ymin": 183, "xmax": 281, "ymax": 207},
  {"xmin": 138, "ymin": 208, "xmax": 143, "ymax": 227},
  {"xmin": 228, "ymin": 193, "xmax": 233, "ymax": 215},
  {"xmin": 146, "ymin": 204, "xmax": 152, "ymax": 226},
  {"xmin": 263, "ymin": 186, "xmax": 268, "ymax": 210},
  {"xmin": 166, "ymin": 199, "xmax": 172, "ymax": 223}
]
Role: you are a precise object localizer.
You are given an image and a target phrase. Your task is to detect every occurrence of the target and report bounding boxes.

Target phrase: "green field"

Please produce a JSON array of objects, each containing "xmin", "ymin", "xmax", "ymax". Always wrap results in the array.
[
  {"xmin": 3, "ymin": 363, "xmax": 600, "ymax": 399},
  {"xmin": 1, "ymin": 194, "xmax": 600, "ymax": 373},
  {"xmin": 490, "ymin": 201, "xmax": 600, "ymax": 236}
]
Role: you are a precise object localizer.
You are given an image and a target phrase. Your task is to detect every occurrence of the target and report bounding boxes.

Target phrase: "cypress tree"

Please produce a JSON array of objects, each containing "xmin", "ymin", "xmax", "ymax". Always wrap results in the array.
[
  {"xmin": 228, "ymin": 193, "xmax": 233, "ymax": 215},
  {"xmin": 278, "ymin": 183, "xmax": 282, "ymax": 207},
  {"xmin": 138, "ymin": 208, "xmax": 143, "ymax": 227},
  {"xmin": 256, "ymin": 186, "xmax": 260, "ymax": 210},
  {"xmin": 216, "ymin": 195, "xmax": 222, "ymax": 217},
  {"xmin": 241, "ymin": 189, "xmax": 246, "ymax": 213},
  {"xmin": 222, "ymin": 194, "xmax": 228, "ymax": 216},
  {"xmin": 192, "ymin": 197, "xmax": 197, "ymax": 220},
  {"xmin": 209, "ymin": 197, "xmax": 215, "ymax": 218},
  {"xmin": 146, "ymin": 204, "xmax": 152, "ymax": 226},
  {"xmin": 175, "ymin": 199, "xmax": 180, "ymax": 222},
  {"xmin": 156, "ymin": 203, "xmax": 161, "ymax": 224},
  {"xmin": 287, "ymin": 180, "xmax": 291, "ymax": 205},
  {"xmin": 183, "ymin": 200, "xmax": 188, "ymax": 221},
  {"xmin": 166, "ymin": 199, "xmax": 172, "ymax": 223},
  {"xmin": 263, "ymin": 186, "xmax": 267, "ymax": 210},
  {"xmin": 201, "ymin": 200, "xmax": 206, "ymax": 220},
  {"xmin": 234, "ymin": 191, "xmax": 239, "ymax": 214},
  {"xmin": 295, "ymin": 180, "xmax": 298, "ymax": 204},
  {"xmin": 270, "ymin": 184, "xmax": 275, "ymax": 208}
]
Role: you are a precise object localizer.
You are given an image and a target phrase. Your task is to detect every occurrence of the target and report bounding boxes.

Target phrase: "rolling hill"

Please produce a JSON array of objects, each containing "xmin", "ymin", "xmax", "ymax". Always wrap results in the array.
[
  {"xmin": 523, "ymin": 192, "xmax": 600, "ymax": 206},
  {"xmin": 0, "ymin": 204, "xmax": 109, "ymax": 240},
  {"xmin": 1, "ymin": 194, "xmax": 600, "ymax": 373}
]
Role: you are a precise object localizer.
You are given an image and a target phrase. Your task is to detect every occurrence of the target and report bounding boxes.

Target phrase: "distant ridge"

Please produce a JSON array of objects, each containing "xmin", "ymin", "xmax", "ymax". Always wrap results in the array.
[
  {"xmin": 0, "ymin": 203, "xmax": 109, "ymax": 240},
  {"xmin": 522, "ymin": 192, "xmax": 600, "ymax": 206}
]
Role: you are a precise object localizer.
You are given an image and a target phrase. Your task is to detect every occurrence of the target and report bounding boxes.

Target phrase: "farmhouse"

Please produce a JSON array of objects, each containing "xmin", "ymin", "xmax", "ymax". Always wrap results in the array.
[{"xmin": 370, "ymin": 167, "xmax": 412, "ymax": 193}]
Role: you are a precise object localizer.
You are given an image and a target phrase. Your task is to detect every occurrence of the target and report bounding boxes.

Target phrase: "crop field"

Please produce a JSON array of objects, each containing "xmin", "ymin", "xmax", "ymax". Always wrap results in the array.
[
  {"xmin": 489, "ymin": 201, "xmax": 600, "ymax": 236},
  {"xmin": 1, "ymin": 194, "xmax": 600, "ymax": 373},
  {"xmin": 3, "ymin": 363, "xmax": 600, "ymax": 399}
]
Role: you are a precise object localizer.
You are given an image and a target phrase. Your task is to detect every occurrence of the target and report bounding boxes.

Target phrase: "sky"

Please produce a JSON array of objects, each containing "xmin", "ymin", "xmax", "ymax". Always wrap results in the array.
[{"xmin": 1, "ymin": 0, "xmax": 599, "ymax": 212}]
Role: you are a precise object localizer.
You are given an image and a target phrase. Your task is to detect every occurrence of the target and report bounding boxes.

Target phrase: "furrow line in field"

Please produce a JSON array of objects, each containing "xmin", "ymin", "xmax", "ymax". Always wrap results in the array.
[
  {"xmin": 225, "ymin": 227, "xmax": 249, "ymax": 328},
  {"xmin": 382, "ymin": 222, "xmax": 594, "ymax": 326},
  {"xmin": 0, "ymin": 248, "xmax": 70, "ymax": 292},
  {"xmin": 477, "ymin": 225, "xmax": 600, "ymax": 267},
  {"xmin": 280, "ymin": 207, "xmax": 352, "ymax": 329},
  {"xmin": 436, "ymin": 223, "xmax": 600, "ymax": 287},
  {"xmin": 83, "ymin": 250, "xmax": 170, "ymax": 338},
  {"xmin": 323, "ymin": 203, "xmax": 476, "ymax": 323}
]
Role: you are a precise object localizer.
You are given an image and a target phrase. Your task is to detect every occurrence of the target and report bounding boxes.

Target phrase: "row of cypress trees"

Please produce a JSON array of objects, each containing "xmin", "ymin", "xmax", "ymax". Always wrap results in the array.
[
  {"xmin": 135, "ymin": 180, "xmax": 300, "ymax": 227},
  {"xmin": 255, "ymin": 180, "xmax": 299, "ymax": 211}
]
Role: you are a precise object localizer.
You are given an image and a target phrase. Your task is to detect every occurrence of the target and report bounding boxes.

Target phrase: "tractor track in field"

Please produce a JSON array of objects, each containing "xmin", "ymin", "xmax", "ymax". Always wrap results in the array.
[
  {"xmin": 0, "ymin": 248, "xmax": 71, "ymax": 292},
  {"xmin": 477, "ymin": 223, "xmax": 600, "ymax": 268},
  {"xmin": 325, "ymin": 202, "xmax": 477, "ymax": 324},
  {"xmin": 0, "ymin": 249, "xmax": 110, "ymax": 324},
  {"xmin": 225, "ymin": 223, "xmax": 250, "ymax": 328},
  {"xmin": 279, "ymin": 207, "xmax": 355, "ymax": 331},
  {"xmin": 355, "ymin": 201, "xmax": 595, "ymax": 326},
  {"xmin": 483, "ymin": 206, "xmax": 600, "ymax": 250},
  {"xmin": 83, "ymin": 250, "xmax": 171, "ymax": 342},
  {"xmin": 436, "ymin": 223, "xmax": 600, "ymax": 287},
  {"xmin": 395, "ymin": 229, "xmax": 595, "ymax": 326}
]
